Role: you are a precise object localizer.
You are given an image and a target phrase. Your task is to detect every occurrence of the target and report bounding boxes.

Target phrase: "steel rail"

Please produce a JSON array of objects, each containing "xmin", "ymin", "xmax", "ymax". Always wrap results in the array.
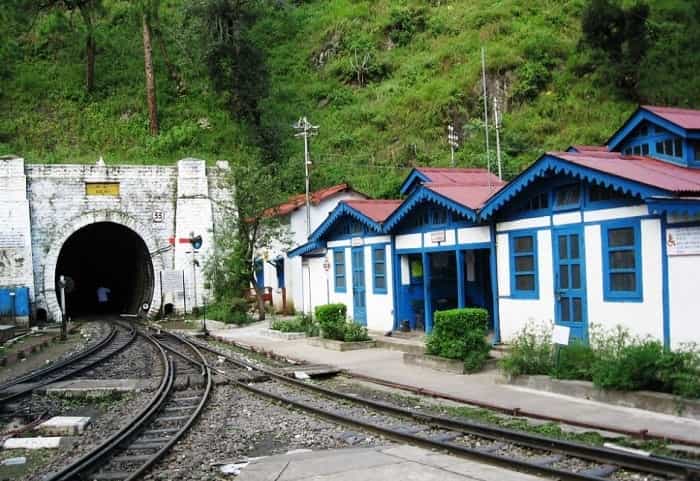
[
  {"xmin": 45, "ymin": 328, "xmax": 212, "ymax": 481},
  {"xmin": 187, "ymin": 335, "xmax": 700, "ymax": 481},
  {"xmin": 0, "ymin": 322, "xmax": 137, "ymax": 407}
]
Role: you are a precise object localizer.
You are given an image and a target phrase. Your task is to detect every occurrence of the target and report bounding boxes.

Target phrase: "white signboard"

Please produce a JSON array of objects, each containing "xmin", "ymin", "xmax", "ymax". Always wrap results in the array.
[
  {"xmin": 430, "ymin": 231, "xmax": 446, "ymax": 243},
  {"xmin": 552, "ymin": 325, "xmax": 570, "ymax": 346},
  {"xmin": 351, "ymin": 237, "xmax": 364, "ymax": 247},
  {"xmin": 667, "ymin": 227, "xmax": 700, "ymax": 256},
  {"xmin": 161, "ymin": 270, "xmax": 185, "ymax": 293}
]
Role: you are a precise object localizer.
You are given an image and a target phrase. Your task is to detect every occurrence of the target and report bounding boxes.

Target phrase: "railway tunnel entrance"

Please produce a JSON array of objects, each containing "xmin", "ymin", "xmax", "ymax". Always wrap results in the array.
[{"xmin": 55, "ymin": 222, "xmax": 154, "ymax": 318}]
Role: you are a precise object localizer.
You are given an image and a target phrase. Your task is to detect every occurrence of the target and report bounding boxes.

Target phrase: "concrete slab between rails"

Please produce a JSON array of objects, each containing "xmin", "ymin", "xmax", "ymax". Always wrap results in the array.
[
  {"xmin": 235, "ymin": 445, "xmax": 545, "ymax": 481},
  {"xmin": 42, "ymin": 379, "xmax": 152, "ymax": 398},
  {"xmin": 206, "ymin": 322, "xmax": 700, "ymax": 444}
]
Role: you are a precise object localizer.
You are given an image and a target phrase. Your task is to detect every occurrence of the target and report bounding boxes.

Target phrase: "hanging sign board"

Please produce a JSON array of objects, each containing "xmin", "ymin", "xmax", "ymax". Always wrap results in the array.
[
  {"xmin": 552, "ymin": 325, "xmax": 570, "ymax": 346},
  {"xmin": 86, "ymin": 182, "xmax": 120, "ymax": 196},
  {"xmin": 161, "ymin": 270, "xmax": 185, "ymax": 293},
  {"xmin": 666, "ymin": 227, "xmax": 700, "ymax": 256},
  {"xmin": 430, "ymin": 231, "xmax": 446, "ymax": 243}
]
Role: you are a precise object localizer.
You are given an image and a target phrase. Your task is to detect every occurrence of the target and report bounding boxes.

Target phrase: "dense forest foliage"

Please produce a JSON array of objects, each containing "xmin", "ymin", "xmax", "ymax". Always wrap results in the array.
[{"xmin": 1, "ymin": 0, "xmax": 699, "ymax": 196}]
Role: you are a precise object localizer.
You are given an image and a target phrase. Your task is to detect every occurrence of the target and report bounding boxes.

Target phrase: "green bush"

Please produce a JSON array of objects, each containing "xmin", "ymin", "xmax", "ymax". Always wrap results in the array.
[
  {"xmin": 592, "ymin": 340, "xmax": 663, "ymax": 391},
  {"xmin": 426, "ymin": 308, "xmax": 490, "ymax": 373},
  {"xmin": 551, "ymin": 342, "xmax": 596, "ymax": 381},
  {"xmin": 207, "ymin": 298, "xmax": 251, "ymax": 325},
  {"xmin": 271, "ymin": 314, "xmax": 319, "ymax": 336},
  {"xmin": 344, "ymin": 321, "xmax": 370, "ymax": 342},
  {"xmin": 499, "ymin": 322, "xmax": 553, "ymax": 377},
  {"xmin": 315, "ymin": 303, "xmax": 347, "ymax": 341}
]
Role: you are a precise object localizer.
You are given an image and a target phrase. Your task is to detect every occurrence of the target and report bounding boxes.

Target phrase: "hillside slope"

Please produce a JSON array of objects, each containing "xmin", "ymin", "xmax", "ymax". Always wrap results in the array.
[{"xmin": 1, "ymin": 0, "xmax": 699, "ymax": 196}]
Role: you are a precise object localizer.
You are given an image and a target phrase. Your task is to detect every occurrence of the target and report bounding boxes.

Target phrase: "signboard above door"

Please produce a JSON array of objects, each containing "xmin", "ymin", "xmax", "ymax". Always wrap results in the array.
[{"xmin": 430, "ymin": 231, "xmax": 446, "ymax": 243}]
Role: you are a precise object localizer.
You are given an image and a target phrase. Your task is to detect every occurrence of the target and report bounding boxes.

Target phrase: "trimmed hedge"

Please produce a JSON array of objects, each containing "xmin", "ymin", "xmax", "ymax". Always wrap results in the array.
[
  {"xmin": 315, "ymin": 303, "xmax": 347, "ymax": 341},
  {"xmin": 426, "ymin": 308, "xmax": 490, "ymax": 372},
  {"xmin": 314, "ymin": 303, "xmax": 370, "ymax": 342}
]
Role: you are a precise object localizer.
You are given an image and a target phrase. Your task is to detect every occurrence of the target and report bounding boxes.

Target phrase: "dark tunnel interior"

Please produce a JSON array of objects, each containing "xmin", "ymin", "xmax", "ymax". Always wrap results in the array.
[{"xmin": 55, "ymin": 222, "xmax": 153, "ymax": 318}]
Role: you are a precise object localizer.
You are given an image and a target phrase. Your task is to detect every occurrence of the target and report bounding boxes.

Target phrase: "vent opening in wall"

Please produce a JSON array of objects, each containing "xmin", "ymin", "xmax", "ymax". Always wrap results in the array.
[{"xmin": 54, "ymin": 222, "xmax": 154, "ymax": 318}]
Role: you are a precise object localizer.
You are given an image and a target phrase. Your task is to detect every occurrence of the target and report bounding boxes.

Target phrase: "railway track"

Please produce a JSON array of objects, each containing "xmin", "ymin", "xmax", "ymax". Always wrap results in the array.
[
  {"xmin": 0, "ymin": 322, "xmax": 137, "ymax": 409},
  {"xmin": 45, "ymin": 328, "xmax": 211, "ymax": 481},
  {"xmin": 181, "ymin": 333, "xmax": 700, "ymax": 481}
]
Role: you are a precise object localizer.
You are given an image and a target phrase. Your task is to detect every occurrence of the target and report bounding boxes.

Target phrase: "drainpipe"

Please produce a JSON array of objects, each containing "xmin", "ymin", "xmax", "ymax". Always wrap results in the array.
[{"xmin": 489, "ymin": 222, "xmax": 501, "ymax": 344}]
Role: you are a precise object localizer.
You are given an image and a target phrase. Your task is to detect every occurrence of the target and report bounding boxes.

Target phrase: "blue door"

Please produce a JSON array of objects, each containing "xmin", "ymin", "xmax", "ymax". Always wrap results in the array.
[
  {"xmin": 351, "ymin": 247, "xmax": 367, "ymax": 326},
  {"xmin": 553, "ymin": 227, "xmax": 587, "ymax": 341}
]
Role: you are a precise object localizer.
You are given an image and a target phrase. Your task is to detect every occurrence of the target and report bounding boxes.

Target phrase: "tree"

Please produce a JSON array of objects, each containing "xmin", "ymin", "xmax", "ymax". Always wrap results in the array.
[
  {"xmin": 581, "ymin": 0, "xmax": 651, "ymax": 97},
  {"xmin": 206, "ymin": 156, "xmax": 290, "ymax": 322},
  {"xmin": 139, "ymin": 0, "xmax": 160, "ymax": 135}
]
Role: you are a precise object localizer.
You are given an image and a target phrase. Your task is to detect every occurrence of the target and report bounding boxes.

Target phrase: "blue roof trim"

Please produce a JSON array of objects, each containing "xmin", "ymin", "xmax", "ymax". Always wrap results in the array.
[
  {"xmin": 399, "ymin": 169, "xmax": 431, "ymax": 196},
  {"xmin": 287, "ymin": 241, "xmax": 325, "ymax": 258},
  {"xmin": 479, "ymin": 154, "xmax": 669, "ymax": 219},
  {"xmin": 384, "ymin": 185, "xmax": 478, "ymax": 232},
  {"xmin": 309, "ymin": 202, "xmax": 385, "ymax": 242},
  {"xmin": 647, "ymin": 198, "xmax": 700, "ymax": 216},
  {"xmin": 607, "ymin": 107, "xmax": 689, "ymax": 151}
]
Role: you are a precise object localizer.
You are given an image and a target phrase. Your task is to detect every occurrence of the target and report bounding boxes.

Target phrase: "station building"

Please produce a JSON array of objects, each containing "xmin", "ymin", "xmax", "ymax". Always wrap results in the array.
[{"xmin": 289, "ymin": 106, "xmax": 700, "ymax": 348}]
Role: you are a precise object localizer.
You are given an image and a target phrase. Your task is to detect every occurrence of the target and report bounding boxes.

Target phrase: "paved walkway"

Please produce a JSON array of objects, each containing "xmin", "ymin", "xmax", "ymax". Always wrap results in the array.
[
  {"xmin": 237, "ymin": 445, "xmax": 545, "ymax": 481},
  {"xmin": 209, "ymin": 322, "xmax": 700, "ymax": 444}
]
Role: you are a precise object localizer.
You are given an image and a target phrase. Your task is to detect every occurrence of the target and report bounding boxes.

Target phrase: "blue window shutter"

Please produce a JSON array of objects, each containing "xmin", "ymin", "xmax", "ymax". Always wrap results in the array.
[{"xmin": 602, "ymin": 220, "xmax": 643, "ymax": 302}]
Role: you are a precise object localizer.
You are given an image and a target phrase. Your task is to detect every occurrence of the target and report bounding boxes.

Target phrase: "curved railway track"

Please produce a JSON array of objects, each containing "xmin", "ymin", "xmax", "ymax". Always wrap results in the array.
[
  {"xmin": 0, "ymin": 322, "xmax": 137, "ymax": 409},
  {"xmin": 45, "ymin": 328, "xmax": 211, "ymax": 481},
  {"xmin": 181, "ymin": 333, "xmax": 700, "ymax": 481}
]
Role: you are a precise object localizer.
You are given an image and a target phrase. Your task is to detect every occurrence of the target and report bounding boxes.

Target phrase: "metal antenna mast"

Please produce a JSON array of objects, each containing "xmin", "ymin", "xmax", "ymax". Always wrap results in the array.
[
  {"xmin": 481, "ymin": 47, "xmax": 492, "ymax": 189},
  {"xmin": 293, "ymin": 116, "xmax": 319, "ymax": 236},
  {"xmin": 493, "ymin": 96, "xmax": 503, "ymax": 180},
  {"xmin": 447, "ymin": 124, "xmax": 459, "ymax": 167}
]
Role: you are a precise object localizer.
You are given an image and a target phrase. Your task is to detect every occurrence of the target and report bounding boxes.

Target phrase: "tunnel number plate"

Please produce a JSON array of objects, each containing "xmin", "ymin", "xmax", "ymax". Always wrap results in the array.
[{"xmin": 85, "ymin": 182, "xmax": 120, "ymax": 196}]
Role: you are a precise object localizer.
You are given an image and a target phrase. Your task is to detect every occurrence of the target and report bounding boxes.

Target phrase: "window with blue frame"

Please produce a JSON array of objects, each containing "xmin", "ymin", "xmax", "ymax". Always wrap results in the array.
[
  {"xmin": 602, "ymin": 221, "xmax": 642, "ymax": 301},
  {"xmin": 372, "ymin": 246, "xmax": 387, "ymax": 294},
  {"xmin": 588, "ymin": 184, "xmax": 628, "ymax": 204},
  {"xmin": 510, "ymin": 233, "xmax": 538, "ymax": 298},
  {"xmin": 553, "ymin": 184, "xmax": 581, "ymax": 210},
  {"xmin": 333, "ymin": 249, "xmax": 346, "ymax": 292}
]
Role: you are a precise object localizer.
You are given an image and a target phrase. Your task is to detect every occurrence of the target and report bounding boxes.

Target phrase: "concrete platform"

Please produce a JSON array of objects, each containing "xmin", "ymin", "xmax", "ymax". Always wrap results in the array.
[
  {"xmin": 208, "ymin": 322, "xmax": 700, "ymax": 444},
  {"xmin": 37, "ymin": 416, "xmax": 90, "ymax": 435},
  {"xmin": 235, "ymin": 445, "xmax": 544, "ymax": 481},
  {"xmin": 3, "ymin": 437, "xmax": 72, "ymax": 450},
  {"xmin": 43, "ymin": 379, "xmax": 151, "ymax": 398}
]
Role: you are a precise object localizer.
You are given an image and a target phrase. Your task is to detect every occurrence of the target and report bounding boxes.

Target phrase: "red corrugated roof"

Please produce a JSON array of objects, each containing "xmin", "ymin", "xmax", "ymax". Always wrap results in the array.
[
  {"xmin": 426, "ymin": 183, "xmax": 505, "ymax": 210},
  {"xmin": 643, "ymin": 105, "xmax": 700, "ymax": 130},
  {"xmin": 344, "ymin": 199, "xmax": 402, "ymax": 222},
  {"xmin": 416, "ymin": 167, "xmax": 502, "ymax": 187},
  {"xmin": 571, "ymin": 145, "xmax": 609, "ymax": 152},
  {"xmin": 552, "ymin": 151, "xmax": 700, "ymax": 194},
  {"xmin": 269, "ymin": 183, "xmax": 368, "ymax": 216}
]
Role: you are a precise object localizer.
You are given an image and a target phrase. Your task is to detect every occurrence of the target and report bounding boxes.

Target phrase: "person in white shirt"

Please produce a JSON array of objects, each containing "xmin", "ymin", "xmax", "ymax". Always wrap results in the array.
[{"xmin": 96, "ymin": 286, "xmax": 111, "ymax": 313}]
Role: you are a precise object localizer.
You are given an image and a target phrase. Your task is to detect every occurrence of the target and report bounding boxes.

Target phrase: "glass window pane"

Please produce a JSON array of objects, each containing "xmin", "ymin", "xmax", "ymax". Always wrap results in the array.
[
  {"xmin": 560, "ymin": 297, "xmax": 570, "ymax": 322},
  {"xmin": 610, "ymin": 250, "xmax": 635, "ymax": 269},
  {"xmin": 375, "ymin": 276, "xmax": 386, "ymax": 290},
  {"xmin": 570, "ymin": 235, "xmax": 580, "ymax": 259},
  {"xmin": 656, "ymin": 142, "xmax": 664, "ymax": 154},
  {"xmin": 514, "ymin": 236, "xmax": 534, "ymax": 253},
  {"xmin": 608, "ymin": 227, "xmax": 634, "ymax": 247},
  {"xmin": 611, "ymin": 272, "xmax": 636, "ymax": 291},
  {"xmin": 558, "ymin": 236, "xmax": 568, "ymax": 260},
  {"xmin": 375, "ymin": 263, "xmax": 385, "ymax": 276},
  {"xmin": 572, "ymin": 298, "xmax": 582, "ymax": 322},
  {"xmin": 555, "ymin": 185, "xmax": 581, "ymax": 207},
  {"xmin": 515, "ymin": 255, "xmax": 534, "ymax": 272},
  {"xmin": 642, "ymin": 144, "xmax": 649, "ymax": 155},
  {"xmin": 571, "ymin": 264, "xmax": 581, "ymax": 289},
  {"xmin": 559, "ymin": 265, "xmax": 569, "ymax": 289},
  {"xmin": 516, "ymin": 274, "xmax": 535, "ymax": 291},
  {"xmin": 674, "ymin": 138, "xmax": 683, "ymax": 158},
  {"xmin": 336, "ymin": 264, "xmax": 345, "ymax": 276},
  {"xmin": 664, "ymin": 139, "xmax": 673, "ymax": 155}
]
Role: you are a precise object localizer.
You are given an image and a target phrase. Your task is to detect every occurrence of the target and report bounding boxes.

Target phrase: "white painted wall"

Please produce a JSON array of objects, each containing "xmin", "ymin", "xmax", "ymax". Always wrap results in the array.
[
  {"xmin": 584, "ymin": 219, "xmax": 664, "ymax": 341},
  {"xmin": 395, "ymin": 233, "xmax": 421, "ymax": 250},
  {"xmin": 498, "ymin": 229, "xmax": 555, "ymax": 341}
]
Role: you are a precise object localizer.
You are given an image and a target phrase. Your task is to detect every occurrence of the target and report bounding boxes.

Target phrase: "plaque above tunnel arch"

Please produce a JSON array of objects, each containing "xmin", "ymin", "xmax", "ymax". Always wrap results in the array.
[{"xmin": 85, "ymin": 182, "xmax": 120, "ymax": 196}]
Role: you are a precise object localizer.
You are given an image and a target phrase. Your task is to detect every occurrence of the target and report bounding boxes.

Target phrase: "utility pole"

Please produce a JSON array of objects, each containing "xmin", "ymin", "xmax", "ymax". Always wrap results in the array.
[
  {"xmin": 293, "ymin": 117, "xmax": 319, "ymax": 237},
  {"xmin": 493, "ymin": 96, "xmax": 503, "ymax": 180},
  {"xmin": 59, "ymin": 275, "xmax": 67, "ymax": 341},
  {"xmin": 447, "ymin": 124, "xmax": 459, "ymax": 167},
  {"xmin": 481, "ymin": 47, "xmax": 492, "ymax": 189}
]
